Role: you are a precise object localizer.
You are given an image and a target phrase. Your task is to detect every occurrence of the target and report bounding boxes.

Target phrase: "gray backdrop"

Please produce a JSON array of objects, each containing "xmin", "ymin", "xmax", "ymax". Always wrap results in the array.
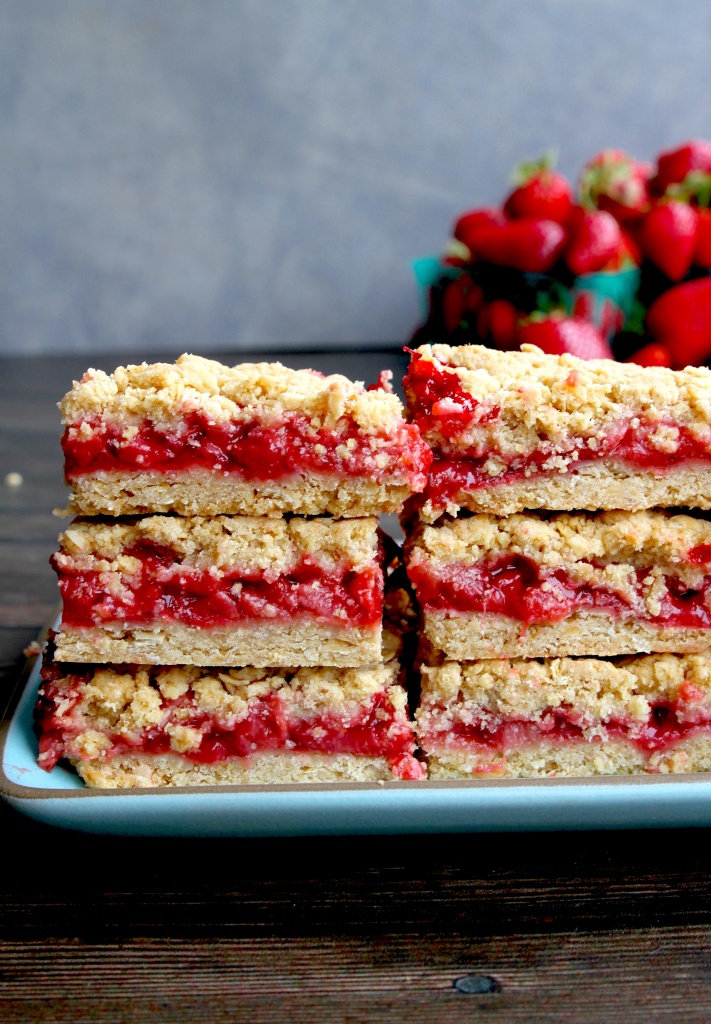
[{"xmin": 3, "ymin": 0, "xmax": 711, "ymax": 357}]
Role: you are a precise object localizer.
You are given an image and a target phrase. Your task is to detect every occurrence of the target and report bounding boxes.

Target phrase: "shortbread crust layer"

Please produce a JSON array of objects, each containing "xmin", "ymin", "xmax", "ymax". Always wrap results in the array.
[
  {"xmin": 72, "ymin": 752, "xmax": 413, "ymax": 787},
  {"xmin": 415, "ymin": 462, "xmax": 711, "ymax": 521},
  {"xmin": 425, "ymin": 611, "xmax": 711, "ymax": 661},
  {"xmin": 61, "ymin": 471, "xmax": 415, "ymax": 518},
  {"xmin": 60, "ymin": 354, "xmax": 431, "ymax": 517},
  {"xmin": 52, "ymin": 621, "xmax": 383, "ymax": 668},
  {"xmin": 417, "ymin": 652, "xmax": 711, "ymax": 777},
  {"xmin": 404, "ymin": 343, "xmax": 711, "ymax": 517}
]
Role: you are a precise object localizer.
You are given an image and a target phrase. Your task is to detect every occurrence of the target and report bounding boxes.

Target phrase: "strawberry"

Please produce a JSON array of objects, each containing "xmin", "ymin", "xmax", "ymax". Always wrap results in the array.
[
  {"xmin": 517, "ymin": 315, "xmax": 614, "ymax": 360},
  {"xmin": 503, "ymin": 154, "xmax": 574, "ymax": 226},
  {"xmin": 452, "ymin": 207, "xmax": 507, "ymax": 255},
  {"xmin": 473, "ymin": 219, "xmax": 567, "ymax": 273},
  {"xmin": 639, "ymin": 200, "xmax": 698, "ymax": 281},
  {"xmin": 645, "ymin": 276, "xmax": 711, "ymax": 367},
  {"xmin": 565, "ymin": 210, "xmax": 623, "ymax": 276},
  {"xmin": 695, "ymin": 208, "xmax": 711, "ymax": 268},
  {"xmin": 579, "ymin": 149, "xmax": 651, "ymax": 222},
  {"xmin": 652, "ymin": 140, "xmax": 711, "ymax": 195},
  {"xmin": 624, "ymin": 342, "xmax": 672, "ymax": 368},
  {"xmin": 441, "ymin": 273, "xmax": 483, "ymax": 333},
  {"xmin": 486, "ymin": 299, "xmax": 520, "ymax": 350}
]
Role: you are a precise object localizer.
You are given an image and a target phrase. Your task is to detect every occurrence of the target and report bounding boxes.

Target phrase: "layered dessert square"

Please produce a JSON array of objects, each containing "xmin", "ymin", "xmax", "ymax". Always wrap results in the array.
[
  {"xmin": 403, "ymin": 343, "xmax": 711, "ymax": 520},
  {"xmin": 52, "ymin": 515, "xmax": 384, "ymax": 667},
  {"xmin": 417, "ymin": 651, "xmax": 711, "ymax": 778},
  {"xmin": 407, "ymin": 510, "xmax": 711, "ymax": 659},
  {"xmin": 36, "ymin": 632, "xmax": 425, "ymax": 787},
  {"xmin": 60, "ymin": 354, "xmax": 431, "ymax": 518}
]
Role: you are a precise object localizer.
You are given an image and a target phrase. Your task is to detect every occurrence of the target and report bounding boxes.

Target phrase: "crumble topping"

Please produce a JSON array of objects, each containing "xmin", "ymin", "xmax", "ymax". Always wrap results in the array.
[
  {"xmin": 409, "ymin": 510, "xmax": 711, "ymax": 590},
  {"xmin": 60, "ymin": 354, "xmax": 407, "ymax": 434},
  {"xmin": 410, "ymin": 344, "xmax": 711, "ymax": 459},
  {"xmin": 56, "ymin": 514, "xmax": 380, "ymax": 575},
  {"xmin": 419, "ymin": 652, "xmax": 711, "ymax": 727},
  {"xmin": 42, "ymin": 657, "xmax": 403, "ymax": 744}
]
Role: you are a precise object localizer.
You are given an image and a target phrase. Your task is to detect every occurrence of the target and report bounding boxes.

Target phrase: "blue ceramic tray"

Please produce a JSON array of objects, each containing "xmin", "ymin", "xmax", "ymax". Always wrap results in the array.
[{"xmin": 4, "ymin": 643, "xmax": 711, "ymax": 836}]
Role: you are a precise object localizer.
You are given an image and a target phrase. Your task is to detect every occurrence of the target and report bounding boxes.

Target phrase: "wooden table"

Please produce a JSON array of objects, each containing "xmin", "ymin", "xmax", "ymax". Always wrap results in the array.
[{"xmin": 2, "ymin": 350, "xmax": 711, "ymax": 1023}]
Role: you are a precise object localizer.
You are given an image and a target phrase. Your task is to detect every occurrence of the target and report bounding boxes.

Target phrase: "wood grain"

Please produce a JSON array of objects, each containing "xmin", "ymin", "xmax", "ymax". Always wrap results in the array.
[{"xmin": 1, "ymin": 930, "xmax": 711, "ymax": 1023}]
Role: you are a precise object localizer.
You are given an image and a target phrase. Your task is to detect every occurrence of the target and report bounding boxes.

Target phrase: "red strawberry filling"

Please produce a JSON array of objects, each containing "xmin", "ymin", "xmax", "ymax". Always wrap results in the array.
[
  {"xmin": 36, "ymin": 667, "xmax": 424, "ymax": 780},
  {"xmin": 62, "ymin": 411, "xmax": 431, "ymax": 487},
  {"xmin": 420, "ymin": 701, "xmax": 711, "ymax": 761},
  {"xmin": 408, "ymin": 553, "xmax": 711, "ymax": 629},
  {"xmin": 404, "ymin": 353, "xmax": 711, "ymax": 506},
  {"xmin": 54, "ymin": 542, "xmax": 383, "ymax": 630}
]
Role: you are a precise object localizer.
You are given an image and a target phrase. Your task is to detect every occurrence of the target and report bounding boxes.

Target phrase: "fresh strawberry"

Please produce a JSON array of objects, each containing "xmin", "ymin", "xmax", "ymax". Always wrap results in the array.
[
  {"xmin": 473, "ymin": 219, "xmax": 567, "ymax": 273},
  {"xmin": 639, "ymin": 200, "xmax": 698, "ymax": 281},
  {"xmin": 441, "ymin": 273, "xmax": 483, "ymax": 333},
  {"xmin": 645, "ymin": 276, "xmax": 711, "ymax": 367},
  {"xmin": 579, "ymin": 149, "xmax": 651, "ymax": 222},
  {"xmin": 624, "ymin": 342, "xmax": 672, "ymax": 368},
  {"xmin": 604, "ymin": 228, "xmax": 642, "ymax": 270},
  {"xmin": 486, "ymin": 299, "xmax": 520, "ymax": 350},
  {"xmin": 452, "ymin": 207, "xmax": 507, "ymax": 255},
  {"xmin": 503, "ymin": 154, "xmax": 574, "ymax": 226},
  {"xmin": 565, "ymin": 210, "xmax": 623, "ymax": 275},
  {"xmin": 695, "ymin": 208, "xmax": 711, "ymax": 268},
  {"xmin": 652, "ymin": 140, "xmax": 711, "ymax": 195},
  {"xmin": 517, "ymin": 314, "xmax": 613, "ymax": 360}
]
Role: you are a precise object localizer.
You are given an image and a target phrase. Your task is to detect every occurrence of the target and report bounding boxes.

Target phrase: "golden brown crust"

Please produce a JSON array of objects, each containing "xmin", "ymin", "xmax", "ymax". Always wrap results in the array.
[
  {"xmin": 417, "ymin": 463, "xmax": 711, "ymax": 520},
  {"xmin": 423, "ymin": 740, "xmax": 711, "ymax": 778},
  {"xmin": 73, "ymin": 752, "xmax": 406, "ymax": 787},
  {"xmin": 60, "ymin": 472, "xmax": 414, "ymax": 519},
  {"xmin": 56, "ymin": 514, "xmax": 380, "ymax": 575},
  {"xmin": 412, "ymin": 343, "xmax": 711, "ymax": 458},
  {"xmin": 60, "ymin": 353, "xmax": 406, "ymax": 434},
  {"xmin": 422, "ymin": 610, "xmax": 711, "ymax": 661},
  {"xmin": 53, "ymin": 621, "xmax": 383, "ymax": 668}
]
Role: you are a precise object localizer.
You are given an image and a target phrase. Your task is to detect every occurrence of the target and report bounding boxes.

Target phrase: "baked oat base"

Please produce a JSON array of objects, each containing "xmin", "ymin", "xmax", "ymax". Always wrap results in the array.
[
  {"xmin": 424, "ymin": 735, "xmax": 711, "ymax": 778},
  {"xmin": 73, "ymin": 751, "xmax": 401, "ymax": 788},
  {"xmin": 54, "ymin": 621, "xmax": 382, "ymax": 668},
  {"xmin": 423, "ymin": 610, "xmax": 711, "ymax": 661},
  {"xmin": 62, "ymin": 471, "xmax": 413, "ymax": 518},
  {"xmin": 418, "ymin": 463, "xmax": 711, "ymax": 520}
]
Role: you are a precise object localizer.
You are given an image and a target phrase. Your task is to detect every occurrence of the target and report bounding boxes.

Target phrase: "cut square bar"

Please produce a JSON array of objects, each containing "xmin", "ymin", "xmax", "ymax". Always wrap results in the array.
[
  {"xmin": 407, "ymin": 510, "xmax": 711, "ymax": 660},
  {"xmin": 417, "ymin": 651, "xmax": 711, "ymax": 778},
  {"xmin": 403, "ymin": 343, "xmax": 711, "ymax": 520},
  {"xmin": 60, "ymin": 355, "xmax": 431, "ymax": 518},
  {"xmin": 52, "ymin": 515, "xmax": 384, "ymax": 667},
  {"xmin": 36, "ymin": 633, "xmax": 424, "ymax": 787}
]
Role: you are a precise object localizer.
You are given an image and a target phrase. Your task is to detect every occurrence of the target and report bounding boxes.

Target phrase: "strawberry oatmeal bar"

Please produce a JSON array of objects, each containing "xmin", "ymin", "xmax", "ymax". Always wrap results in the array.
[
  {"xmin": 60, "ymin": 354, "xmax": 431, "ymax": 518},
  {"xmin": 52, "ymin": 515, "xmax": 385, "ymax": 667},
  {"xmin": 36, "ymin": 628, "xmax": 425, "ymax": 787},
  {"xmin": 404, "ymin": 343, "xmax": 711, "ymax": 520},
  {"xmin": 406, "ymin": 510, "xmax": 711, "ymax": 660},
  {"xmin": 417, "ymin": 651, "xmax": 711, "ymax": 778}
]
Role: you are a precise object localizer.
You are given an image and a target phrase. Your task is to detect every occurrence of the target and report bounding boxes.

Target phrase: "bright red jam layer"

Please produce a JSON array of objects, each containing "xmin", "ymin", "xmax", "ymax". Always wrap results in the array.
[
  {"xmin": 422, "ymin": 701, "xmax": 711, "ymax": 755},
  {"xmin": 408, "ymin": 553, "xmax": 711, "ymax": 628},
  {"xmin": 62, "ymin": 411, "xmax": 431, "ymax": 487},
  {"xmin": 404, "ymin": 352, "xmax": 711, "ymax": 506},
  {"xmin": 36, "ymin": 666, "xmax": 424, "ymax": 780},
  {"xmin": 54, "ymin": 542, "xmax": 382, "ymax": 629}
]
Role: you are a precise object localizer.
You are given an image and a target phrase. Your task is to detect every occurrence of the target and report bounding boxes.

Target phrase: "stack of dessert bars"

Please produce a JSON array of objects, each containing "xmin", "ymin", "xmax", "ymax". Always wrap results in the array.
[
  {"xmin": 403, "ymin": 343, "xmax": 711, "ymax": 778},
  {"xmin": 36, "ymin": 355, "xmax": 431, "ymax": 786}
]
